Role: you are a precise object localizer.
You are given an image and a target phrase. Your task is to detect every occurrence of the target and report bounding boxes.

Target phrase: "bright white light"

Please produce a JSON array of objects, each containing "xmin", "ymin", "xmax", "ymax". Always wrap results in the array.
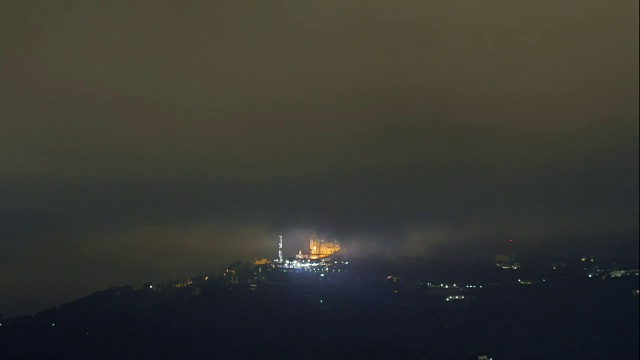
[
  {"xmin": 51, "ymin": 323, "xmax": 55, "ymax": 327},
  {"xmin": 320, "ymin": 274, "xmax": 325, "ymax": 277}
]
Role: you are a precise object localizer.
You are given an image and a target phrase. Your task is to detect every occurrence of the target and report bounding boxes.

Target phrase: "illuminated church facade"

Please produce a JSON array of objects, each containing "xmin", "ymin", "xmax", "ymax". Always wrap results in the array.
[{"xmin": 309, "ymin": 234, "xmax": 340, "ymax": 260}]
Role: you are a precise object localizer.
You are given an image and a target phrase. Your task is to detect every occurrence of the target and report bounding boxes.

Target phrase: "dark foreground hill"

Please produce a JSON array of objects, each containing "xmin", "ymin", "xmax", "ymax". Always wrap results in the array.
[{"xmin": 1, "ymin": 266, "xmax": 638, "ymax": 359}]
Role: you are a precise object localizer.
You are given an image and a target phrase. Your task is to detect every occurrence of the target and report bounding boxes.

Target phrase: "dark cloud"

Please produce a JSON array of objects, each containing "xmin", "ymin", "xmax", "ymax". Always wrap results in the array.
[{"xmin": 0, "ymin": 1, "xmax": 637, "ymax": 315}]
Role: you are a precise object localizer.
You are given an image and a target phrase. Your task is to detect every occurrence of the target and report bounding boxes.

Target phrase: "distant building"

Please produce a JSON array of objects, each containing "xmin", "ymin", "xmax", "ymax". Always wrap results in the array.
[
  {"xmin": 295, "ymin": 250, "xmax": 309, "ymax": 260},
  {"xmin": 252, "ymin": 258, "xmax": 270, "ymax": 266},
  {"xmin": 309, "ymin": 234, "xmax": 340, "ymax": 260},
  {"xmin": 495, "ymin": 254, "xmax": 510, "ymax": 267},
  {"xmin": 495, "ymin": 254, "xmax": 520, "ymax": 269}
]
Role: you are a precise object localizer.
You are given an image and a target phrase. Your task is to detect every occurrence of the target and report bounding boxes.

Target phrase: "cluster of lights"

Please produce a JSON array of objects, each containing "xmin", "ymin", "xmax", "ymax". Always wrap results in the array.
[
  {"xmin": 281, "ymin": 258, "xmax": 348, "ymax": 269},
  {"xmin": 428, "ymin": 283, "xmax": 460, "ymax": 289},
  {"xmin": 283, "ymin": 260, "xmax": 324, "ymax": 269},
  {"xmin": 445, "ymin": 295, "xmax": 464, "ymax": 301},
  {"xmin": 439, "ymin": 283, "xmax": 455, "ymax": 289},
  {"xmin": 427, "ymin": 282, "xmax": 482, "ymax": 289},
  {"xmin": 501, "ymin": 263, "xmax": 521, "ymax": 270},
  {"xmin": 606, "ymin": 269, "xmax": 640, "ymax": 278},
  {"xmin": 173, "ymin": 279, "xmax": 195, "ymax": 288}
]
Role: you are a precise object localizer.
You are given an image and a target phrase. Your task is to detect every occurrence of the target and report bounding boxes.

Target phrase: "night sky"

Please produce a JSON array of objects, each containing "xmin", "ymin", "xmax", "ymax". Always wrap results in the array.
[{"xmin": 1, "ymin": 1, "xmax": 638, "ymax": 316}]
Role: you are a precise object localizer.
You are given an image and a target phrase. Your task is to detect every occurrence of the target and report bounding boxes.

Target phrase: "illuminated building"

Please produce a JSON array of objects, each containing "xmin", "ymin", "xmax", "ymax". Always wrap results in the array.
[
  {"xmin": 252, "ymin": 258, "xmax": 270, "ymax": 266},
  {"xmin": 309, "ymin": 234, "xmax": 340, "ymax": 260}
]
